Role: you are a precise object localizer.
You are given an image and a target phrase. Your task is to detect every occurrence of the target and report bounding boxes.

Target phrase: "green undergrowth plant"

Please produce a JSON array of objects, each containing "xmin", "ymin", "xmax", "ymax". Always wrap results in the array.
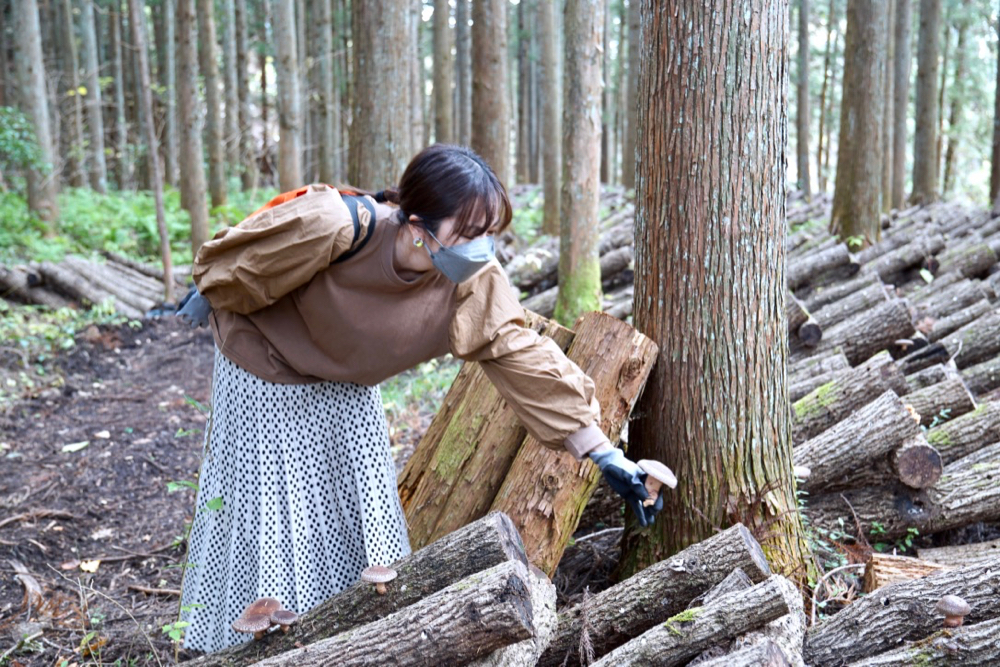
[{"xmin": 381, "ymin": 356, "xmax": 462, "ymax": 429}]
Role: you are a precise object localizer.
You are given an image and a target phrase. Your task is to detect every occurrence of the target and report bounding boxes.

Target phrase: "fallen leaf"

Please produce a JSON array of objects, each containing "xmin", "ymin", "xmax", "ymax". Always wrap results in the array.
[
  {"xmin": 61, "ymin": 441, "xmax": 90, "ymax": 453},
  {"xmin": 79, "ymin": 560, "xmax": 100, "ymax": 573},
  {"xmin": 93, "ymin": 430, "xmax": 111, "ymax": 439},
  {"xmin": 80, "ymin": 635, "xmax": 108, "ymax": 658}
]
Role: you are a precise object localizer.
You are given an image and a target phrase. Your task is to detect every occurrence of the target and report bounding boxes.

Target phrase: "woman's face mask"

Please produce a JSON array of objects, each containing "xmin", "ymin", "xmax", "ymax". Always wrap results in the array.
[{"xmin": 424, "ymin": 228, "xmax": 496, "ymax": 283}]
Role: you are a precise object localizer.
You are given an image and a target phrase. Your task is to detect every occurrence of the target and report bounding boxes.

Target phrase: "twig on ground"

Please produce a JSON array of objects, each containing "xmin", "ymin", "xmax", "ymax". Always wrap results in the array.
[
  {"xmin": 0, "ymin": 509, "xmax": 78, "ymax": 530},
  {"xmin": 127, "ymin": 585, "xmax": 181, "ymax": 596},
  {"xmin": 809, "ymin": 563, "xmax": 866, "ymax": 627}
]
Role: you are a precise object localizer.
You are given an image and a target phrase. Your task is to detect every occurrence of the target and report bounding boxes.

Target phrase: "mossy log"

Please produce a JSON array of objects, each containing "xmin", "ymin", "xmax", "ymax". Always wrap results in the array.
[
  {"xmin": 917, "ymin": 537, "xmax": 1000, "ymax": 566},
  {"xmin": 793, "ymin": 391, "xmax": 922, "ymax": 494},
  {"xmin": 899, "ymin": 310, "xmax": 1000, "ymax": 373},
  {"xmin": 813, "ymin": 282, "xmax": 891, "ymax": 331},
  {"xmin": 792, "ymin": 351, "xmax": 908, "ymax": 445},
  {"xmin": 490, "ymin": 312, "xmax": 658, "ymax": 575},
  {"xmin": 865, "ymin": 234, "xmax": 945, "ymax": 283},
  {"xmin": 398, "ymin": 312, "xmax": 574, "ymax": 550},
  {"xmin": 935, "ymin": 241, "xmax": 998, "ymax": 279},
  {"xmin": 249, "ymin": 561, "xmax": 536, "ymax": 667},
  {"xmin": 847, "ymin": 616, "xmax": 1000, "ymax": 666},
  {"xmin": 904, "ymin": 374, "xmax": 977, "ymax": 426},
  {"xmin": 789, "ymin": 350, "xmax": 851, "ymax": 381},
  {"xmin": 797, "ymin": 298, "xmax": 914, "ymax": 365},
  {"xmin": 924, "ymin": 400, "xmax": 1000, "ymax": 465},
  {"xmin": 926, "ymin": 298, "xmax": 992, "ymax": 342},
  {"xmin": 187, "ymin": 512, "xmax": 530, "ymax": 666},
  {"xmin": 789, "ymin": 367, "xmax": 847, "ymax": 403},
  {"xmin": 960, "ymin": 354, "xmax": 1000, "ymax": 396},
  {"xmin": 861, "ymin": 553, "xmax": 952, "ymax": 592},
  {"xmin": 804, "ymin": 558, "xmax": 1000, "ymax": 666},
  {"xmin": 905, "ymin": 364, "xmax": 951, "ymax": 392},
  {"xmin": 801, "ymin": 270, "xmax": 883, "ymax": 313},
  {"xmin": 537, "ymin": 523, "xmax": 771, "ymax": 667},
  {"xmin": 804, "ymin": 442, "xmax": 1000, "ymax": 540},
  {"xmin": 590, "ymin": 577, "xmax": 790, "ymax": 667}
]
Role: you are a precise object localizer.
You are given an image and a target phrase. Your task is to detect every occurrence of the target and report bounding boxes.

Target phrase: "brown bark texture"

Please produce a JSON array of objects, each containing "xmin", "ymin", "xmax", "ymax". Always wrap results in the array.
[
  {"xmin": 198, "ymin": 0, "xmax": 226, "ymax": 206},
  {"xmin": 433, "ymin": 0, "xmax": 452, "ymax": 144},
  {"xmin": 911, "ymin": 0, "xmax": 943, "ymax": 204},
  {"xmin": 849, "ymin": 616, "xmax": 1000, "ymax": 667},
  {"xmin": 272, "ymin": 0, "xmax": 302, "ymax": 191},
  {"xmin": 923, "ymin": 400, "xmax": 1000, "ymax": 465},
  {"xmin": 539, "ymin": 0, "xmax": 561, "ymax": 235},
  {"xmin": 862, "ymin": 553, "xmax": 951, "ymax": 593},
  {"xmin": 917, "ymin": 537, "xmax": 1000, "ymax": 566},
  {"xmin": 892, "ymin": 0, "xmax": 912, "ymax": 208},
  {"xmin": 904, "ymin": 374, "xmax": 977, "ymax": 426},
  {"xmin": 797, "ymin": 0, "xmax": 811, "ymax": 197},
  {"xmin": 176, "ymin": 0, "xmax": 209, "ymax": 252},
  {"xmin": 471, "ymin": 0, "xmax": 509, "ymax": 184}
]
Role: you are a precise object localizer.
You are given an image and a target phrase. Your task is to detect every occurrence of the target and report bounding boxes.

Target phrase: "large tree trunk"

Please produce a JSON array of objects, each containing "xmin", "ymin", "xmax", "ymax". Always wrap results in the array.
[
  {"xmin": 554, "ymin": 0, "xmax": 603, "ymax": 325},
  {"xmin": 432, "ymin": 0, "xmax": 453, "ymax": 144},
  {"xmin": 455, "ymin": 0, "xmax": 471, "ymax": 145},
  {"xmin": 349, "ymin": 0, "xmax": 410, "ymax": 188},
  {"xmin": 829, "ymin": 0, "xmax": 888, "ymax": 246},
  {"xmin": 176, "ymin": 0, "xmax": 209, "ymax": 252},
  {"xmin": 471, "ymin": 0, "xmax": 510, "ymax": 184},
  {"xmin": 911, "ymin": 0, "xmax": 942, "ymax": 204},
  {"xmin": 892, "ymin": 0, "xmax": 912, "ymax": 208},
  {"xmin": 79, "ymin": 0, "xmax": 107, "ymax": 193},
  {"xmin": 797, "ymin": 0, "xmax": 811, "ymax": 198},
  {"xmin": 272, "ymin": 0, "xmax": 302, "ymax": 191},
  {"xmin": 15, "ymin": 0, "xmax": 59, "ymax": 226},
  {"xmin": 234, "ymin": 0, "xmax": 254, "ymax": 190},
  {"xmin": 620, "ymin": 0, "xmax": 809, "ymax": 580},
  {"xmin": 538, "ymin": 0, "xmax": 561, "ymax": 235},
  {"xmin": 621, "ymin": 0, "xmax": 639, "ymax": 190},
  {"xmin": 881, "ymin": 0, "xmax": 895, "ymax": 211}
]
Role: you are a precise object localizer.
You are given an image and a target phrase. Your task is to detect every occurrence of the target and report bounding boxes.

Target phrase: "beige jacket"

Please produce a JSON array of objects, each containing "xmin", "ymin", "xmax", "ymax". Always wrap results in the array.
[{"xmin": 192, "ymin": 184, "xmax": 608, "ymax": 459}]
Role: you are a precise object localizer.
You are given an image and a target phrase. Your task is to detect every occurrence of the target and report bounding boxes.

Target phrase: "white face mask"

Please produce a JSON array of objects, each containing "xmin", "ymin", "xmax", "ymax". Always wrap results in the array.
[{"xmin": 423, "ymin": 228, "xmax": 496, "ymax": 283}]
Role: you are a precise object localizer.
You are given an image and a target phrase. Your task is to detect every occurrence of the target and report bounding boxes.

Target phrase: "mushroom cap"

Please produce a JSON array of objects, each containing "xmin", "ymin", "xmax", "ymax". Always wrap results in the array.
[
  {"xmin": 361, "ymin": 565, "xmax": 397, "ymax": 584},
  {"xmin": 637, "ymin": 459, "xmax": 678, "ymax": 489},
  {"xmin": 233, "ymin": 597, "xmax": 282, "ymax": 633},
  {"xmin": 270, "ymin": 608, "xmax": 299, "ymax": 626},
  {"xmin": 936, "ymin": 595, "xmax": 971, "ymax": 616}
]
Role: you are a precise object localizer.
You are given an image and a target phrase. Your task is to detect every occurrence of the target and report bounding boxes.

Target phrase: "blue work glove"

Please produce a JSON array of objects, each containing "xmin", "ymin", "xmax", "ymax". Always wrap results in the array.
[
  {"xmin": 177, "ymin": 285, "xmax": 212, "ymax": 328},
  {"xmin": 589, "ymin": 448, "xmax": 664, "ymax": 527}
]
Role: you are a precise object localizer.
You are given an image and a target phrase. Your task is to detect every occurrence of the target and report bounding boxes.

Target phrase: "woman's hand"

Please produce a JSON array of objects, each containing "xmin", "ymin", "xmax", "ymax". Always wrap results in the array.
[{"xmin": 589, "ymin": 447, "xmax": 665, "ymax": 527}]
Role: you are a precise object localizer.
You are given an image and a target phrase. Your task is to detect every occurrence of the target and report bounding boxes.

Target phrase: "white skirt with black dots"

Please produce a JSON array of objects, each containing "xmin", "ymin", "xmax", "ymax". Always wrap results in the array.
[{"xmin": 179, "ymin": 350, "xmax": 411, "ymax": 653}]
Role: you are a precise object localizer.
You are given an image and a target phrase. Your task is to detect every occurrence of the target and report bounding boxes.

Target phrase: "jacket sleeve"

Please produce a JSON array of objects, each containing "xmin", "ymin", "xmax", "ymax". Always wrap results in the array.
[
  {"xmin": 192, "ymin": 185, "xmax": 370, "ymax": 314},
  {"xmin": 449, "ymin": 261, "xmax": 610, "ymax": 459}
]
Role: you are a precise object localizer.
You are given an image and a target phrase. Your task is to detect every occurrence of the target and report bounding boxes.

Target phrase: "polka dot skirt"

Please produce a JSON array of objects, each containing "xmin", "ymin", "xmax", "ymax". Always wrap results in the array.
[{"xmin": 179, "ymin": 350, "xmax": 411, "ymax": 653}]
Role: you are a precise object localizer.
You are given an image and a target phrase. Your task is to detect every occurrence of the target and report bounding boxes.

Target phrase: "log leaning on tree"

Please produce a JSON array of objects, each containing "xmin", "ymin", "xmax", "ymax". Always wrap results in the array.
[
  {"xmin": 590, "ymin": 577, "xmax": 791, "ymax": 667},
  {"xmin": 490, "ymin": 312, "xmax": 658, "ymax": 576},
  {"xmin": 804, "ymin": 442, "xmax": 1000, "ymax": 540},
  {"xmin": 0, "ymin": 265, "xmax": 73, "ymax": 309},
  {"xmin": 188, "ymin": 512, "xmax": 530, "ymax": 667},
  {"xmin": 792, "ymin": 351, "xmax": 908, "ymax": 445},
  {"xmin": 917, "ymin": 537, "xmax": 1000, "ymax": 566},
  {"xmin": 804, "ymin": 557, "xmax": 1000, "ymax": 666},
  {"xmin": 923, "ymin": 400, "xmax": 1000, "ymax": 464},
  {"xmin": 861, "ymin": 553, "xmax": 952, "ymax": 593},
  {"xmin": 793, "ymin": 391, "xmax": 923, "ymax": 494},
  {"xmin": 537, "ymin": 523, "xmax": 771, "ymax": 667},
  {"xmin": 397, "ymin": 312, "xmax": 575, "ymax": 551},
  {"xmin": 250, "ymin": 561, "xmax": 536, "ymax": 667},
  {"xmin": 846, "ymin": 616, "xmax": 1000, "ymax": 667},
  {"xmin": 903, "ymin": 374, "xmax": 977, "ymax": 426},
  {"xmin": 799, "ymin": 298, "xmax": 915, "ymax": 365},
  {"xmin": 960, "ymin": 354, "xmax": 1000, "ymax": 396}
]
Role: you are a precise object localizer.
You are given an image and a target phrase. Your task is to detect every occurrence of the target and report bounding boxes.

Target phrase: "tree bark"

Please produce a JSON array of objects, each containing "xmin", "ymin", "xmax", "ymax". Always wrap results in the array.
[
  {"xmin": 812, "ymin": 281, "xmax": 891, "ymax": 331},
  {"xmin": 787, "ymin": 243, "xmax": 861, "ymax": 290},
  {"xmin": 221, "ymin": 0, "xmax": 240, "ymax": 169},
  {"xmin": 802, "ymin": 270, "xmax": 884, "ymax": 313},
  {"xmin": 942, "ymin": 10, "xmax": 969, "ymax": 197},
  {"xmin": 904, "ymin": 374, "xmax": 977, "ymax": 426},
  {"xmin": 432, "ymin": 0, "xmax": 452, "ymax": 144},
  {"xmin": 935, "ymin": 242, "xmax": 998, "ymax": 279},
  {"xmin": 912, "ymin": 278, "xmax": 990, "ymax": 320},
  {"xmin": 455, "ymin": 0, "xmax": 471, "ymax": 145},
  {"xmin": 471, "ymin": 0, "xmax": 509, "ymax": 184},
  {"xmin": 802, "ymin": 297, "xmax": 915, "ymax": 366},
  {"xmin": 816, "ymin": 0, "xmax": 837, "ymax": 193},
  {"xmin": 864, "ymin": 234, "xmax": 946, "ymax": 283},
  {"xmin": 881, "ymin": 0, "xmax": 895, "ymax": 212},
  {"xmin": 917, "ymin": 537, "xmax": 1000, "ymax": 566},
  {"xmin": 804, "ymin": 557, "xmax": 1000, "ymax": 665},
  {"xmin": 539, "ymin": 0, "xmax": 561, "ymax": 236},
  {"xmin": 467, "ymin": 565, "xmax": 557, "ymax": 667},
  {"xmin": 797, "ymin": 0, "xmax": 811, "ymax": 198},
  {"xmin": 516, "ymin": 0, "xmax": 531, "ymax": 183},
  {"xmin": 538, "ymin": 523, "xmax": 771, "ymax": 667},
  {"xmin": 927, "ymin": 299, "xmax": 992, "ymax": 343},
  {"xmin": 189, "ymin": 512, "xmax": 530, "ymax": 666},
  {"xmin": 109, "ymin": 3, "xmax": 131, "ymax": 190},
  {"xmin": 911, "ymin": 0, "xmax": 943, "ymax": 204},
  {"xmin": 938, "ymin": 310, "xmax": 1000, "ymax": 369},
  {"xmin": 621, "ymin": 0, "xmax": 639, "ymax": 190},
  {"xmin": 849, "ymin": 616, "xmax": 1000, "ymax": 667},
  {"xmin": 591, "ymin": 577, "xmax": 791, "ymax": 667},
  {"xmin": 0, "ymin": 266, "xmax": 73, "ymax": 310},
  {"xmin": 157, "ymin": 0, "xmax": 178, "ymax": 186},
  {"xmin": 992, "ymin": 0, "xmax": 1000, "ymax": 207},
  {"xmin": 312, "ymin": 0, "xmax": 336, "ymax": 183},
  {"xmin": 272, "ymin": 0, "xmax": 302, "ymax": 191},
  {"xmin": 490, "ymin": 312, "xmax": 658, "ymax": 575},
  {"xmin": 830, "ymin": 0, "xmax": 887, "ymax": 246},
  {"xmin": 961, "ymin": 355, "xmax": 1000, "ymax": 396},
  {"xmin": 698, "ymin": 641, "xmax": 792, "ymax": 667},
  {"xmin": 79, "ymin": 0, "xmax": 107, "ymax": 193},
  {"xmin": 176, "ymin": 0, "xmax": 209, "ymax": 253},
  {"xmin": 789, "ymin": 350, "xmax": 851, "ymax": 383},
  {"xmin": 234, "ymin": 0, "xmax": 254, "ymax": 190},
  {"xmin": 924, "ymin": 400, "xmax": 1000, "ymax": 465},
  {"xmin": 554, "ymin": 0, "xmax": 604, "ymax": 325},
  {"xmin": 60, "ymin": 0, "xmax": 87, "ymax": 188},
  {"xmin": 621, "ymin": 0, "xmax": 808, "ymax": 580},
  {"xmin": 862, "ymin": 553, "xmax": 951, "ymax": 593},
  {"xmin": 251, "ymin": 561, "xmax": 535, "ymax": 667},
  {"xmin": 198, "ymin": 0, "xmax": 226, "ymax": 206}
]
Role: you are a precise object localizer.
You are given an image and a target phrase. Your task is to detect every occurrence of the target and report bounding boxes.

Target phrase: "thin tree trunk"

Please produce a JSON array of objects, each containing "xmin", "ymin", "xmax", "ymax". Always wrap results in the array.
[
  {"xmin": 411, "ymin": 0, "xmax": 425, "ymax": 150},
  {"xmin": 622, "ymin": 0, "xmax": 639, "ymax": 189},
  {"xmin": 797, "ymin": 0, "xmax": 811, "ymax": 198},
  {"xmin": 816, "ymin": 0, "xmax": 836, "ymax": 193},
  {"xmin": 14, "ymin": 0, "xmax": 60, "ymax": 225},
  {"xmin": 0, "ymin": 0, "xmax": 8, "ymax": 107},
  {"xmin": 599, "ymin": 0, "xmax": 611, "ymax": 184},
  {"xmin": 314, "ymin": 0, "xmax": 336, "ymax": 183},
  {"xmin": 942, "ymin": 5, "xmax": 969, "ymax": 197},
  {"xmin": 911, "ymin": 0, "xmax": 942, "ymax": 204},
  {"xmin": 109, "ymin": 4, "xmax": 130, "ymax": 190},
  {"xmin": 197, "ymin": 0, "xmax": 226, "ymax": 206},
  {"xmin": 272, "ymin": 0, "xmax": 302, "ymax": 191},
  {"xmin": 455, "ymin": 0, "xmax": 472, "ymax": 145},
  {"xmin": 516, "ymin": 0, "xmax": 530, "ymax": 183},
  {"xmin": 296, "ymin": 0, "xmax": 312, "ymax": 182},
  {"xmin": 221, "ymin": 0, "xmax": 240, "ymax": 168},
  {"xmin": 127, "ymin": 0, "xmax": 173, "ymax": 303},
  {"xmin": 529, "ymin": 8, "xmax": 541, "ymax": 183},
  {"xmin": 620, "ymin": 0, "xmax": 810, "ymax": 580},
  {"xmin": 471, "ymin": 0, "xmax": 510, "ymax": 184},
  {"xmin": 993, "ymin": 0, "xmax": 1000, "ymax": 207},
  {"xmin": 830, "ymin": 0, "xmax": 888, "ymax": 247},
  {"xmin": 823, "ymin": 22, "xmax": 840, "ymax": 182},
  {"xmin": 259, "ymin": 2, "xmax": 269, "ymax": 181},
  {"xmin": 892, "ymin": 0, "xmax": 912, "ymax": 207},
  {"xmin": 554, "ymin": 0, "xmax": 603, "ymax": 326},
  {"xmin": 176, "ymin": 0, "xmax": 209, "ymax": 252},
  {"xmin": 234, "ymin": 0, "xmax": 254, "ymax": 189},
  {"xmin": 936, "ymin": 14, "xmax": 950, "ymax": 187},
  {"xmin": 881, "ymin": 0, "xmax": 895, "ymax": 211},
  {"xmin": 433, "ymin": 0, "xmax": 453, "ymax": 144},
  {"xmin": 61, "ymin": 0, "xmax": 86, "ymax": 187},
  {"xmin": 539, "ymin": 0, "xmax": 560, "ymax": 236},
  {"xmin": 79, "ymin": 0, "xmax": 107, "ymax": 193}
]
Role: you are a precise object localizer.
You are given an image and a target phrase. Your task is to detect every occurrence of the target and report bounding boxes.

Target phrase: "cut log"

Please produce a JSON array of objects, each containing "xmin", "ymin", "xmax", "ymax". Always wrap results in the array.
[
  {"xmin": 35, "ymin": 261, "xmax": 144, "ymax": 319},
  {"xmin": 590, "ymin": 577, "xmax": 790, "ymax": 667},
  {"xmin": 696, "ymin": 641, "xmax": 791, "ymax": 667},
  {"xmin": 936, "ymin": 309, "xmax": 1000, "ymax": 369},
  {"xmin": 935, "ymin": 242, "xmax": 998, "ymax": 279},
  {"xmin": 788, "ymin": 350, "xmax": 851, "ymax": 381},
  {"xmin": 0, "ymin": 265, "xmax": 74, "ymax": 309},
  {"xmin": 188, "ymin": 511, "xmax": 530, "ymax": 666},
  {"xmin": 891, "ymin": 437, "xmax": 944, "ymax": 489},
  {"xmin": 799, "ymin": 298, "xmax": 915, "ymax": 365},
  {"xmin": 398, "ymin": 313, "xmax": 574, "ymax": 550},
  {"xmin": 960, "ymin": 355, "xmax": 1000, "ymax": 396},
  {"xmin": 602, "ymin": 286, "xmax": 634, "ymax": 320},
  {"xmin": 537, "ymin": 523, "xmax": 771, "ymax": 667},
  {"xmin": 61, "ymin": 256, "xmax": 158, "ymax": 312},
  {"xmin": 865, "ymin": 234, "xmax": 946, "ymax": 283},
  {"xmin": 802, "ymin": 270, "xmax": 884, "ymax": 314},
  {"xmin": 917, "ymin": 537, "xmax": 1000, "ymax": 566},
  {"xmin": 788, "ymin": 243, "xmax": 861, "ymax": 290},
  {"xmin": 804, "ymin": 442, "xmax": 1000, "ymax": 540},
  {"xmin": 789, "ymin": 368, "xmax": 847, "ymax": 404},
  {"xmin": 490, "ymin": 312, "xmax": 658, "ymax": 575},
  {"xmin": 689, "ymin": 567, "xmax": 753, "ymax": 607},
  {"xmin": 905, "ymin": 271, "xmax": 963, "ymax": 306},
  {"xmin": 805, "ymin": 558, "xmax": 1000, "ymax": 666},
  {"xmin": 250, "ymin": 561, "xmax": 535, "ymax": 667},
  {"xmin": 904, "ymin": 375, "xmax": 977, "ymax": 426},
  {"xmin": 793, "ymin": 391, "xmax": 922, "ymax": 494},
  {"xmin": 520, "ymin": 248, "xmax": 636, "ymax": 318},
  {"xmin": 846, "ymin": 616, "xmax": 1000, "ymax": 667},
  {"xmin": 812, "ymin": 282, "xmax": 891, "ymax": 331},
  {"xmin": 912, "ymin": 278, "xmax": 990, "ymax": 319},
  {"xmin": 787, "ymin": 292, "xmax": 809, "ymax": 334},
  {"xmin": 792, "ymin": 351, "xmax": 908, "ymax": 445},
  {"xmin": 924, "ymin": 400, "xmax": 1000, "ymax": 464},
  {"xmin": 986, "ymin": 272, "xmax": 1000, "ymax": 302},
  {"xmin": 862, "ymin": 553, "xmax": 952, "ymax": 593},
  {"xmin": 926, "ymin": 298, "xmax": 992, "ymax": 342},
  {"xmin": 905, "ymin": 364, "xmax": 951, "ymax": 392},
  {"xmin": 729, "ymin": 574, "xmax": 806, "ymax": 667},
  {"xmin": 103, "ymin": 250, "xmax": 185, "ymax": 287}
]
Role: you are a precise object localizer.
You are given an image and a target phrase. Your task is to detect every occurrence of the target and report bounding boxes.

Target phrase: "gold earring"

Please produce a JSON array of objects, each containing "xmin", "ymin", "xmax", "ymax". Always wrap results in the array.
[{"xmin": 413, "ymin": 238, "xmax": 424, "ymax": 248}]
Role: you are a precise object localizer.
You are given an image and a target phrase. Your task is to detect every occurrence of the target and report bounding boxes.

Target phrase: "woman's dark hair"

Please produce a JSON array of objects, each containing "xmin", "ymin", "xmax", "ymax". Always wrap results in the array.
[{"xmin": 380, "ymin": 144, "xmax": 512, "ymax": 239}]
